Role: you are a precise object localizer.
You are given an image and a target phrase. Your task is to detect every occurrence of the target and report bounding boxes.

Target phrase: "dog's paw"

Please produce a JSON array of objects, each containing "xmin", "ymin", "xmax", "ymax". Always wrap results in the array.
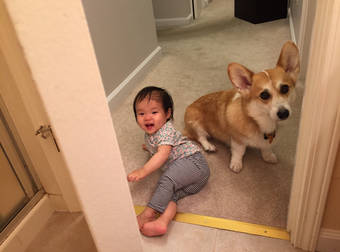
[
  {"xmin": 229, "ymin": 160, "xmax": 243, "ymax": 173},
  {"xmin": 202, "ymin": 142, "xmax": 216, "ymax": 152},
  {"xmin": 261, "ymin": 150, "xmax": 278, "ymax": 163}
]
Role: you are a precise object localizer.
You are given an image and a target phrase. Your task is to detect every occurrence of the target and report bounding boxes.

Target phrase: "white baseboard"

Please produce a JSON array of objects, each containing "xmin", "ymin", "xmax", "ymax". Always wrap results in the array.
[
  {"xmin": 107, "ymin": 46, "xmax": 162, "ymax": 111},
  {"xmin": 0, "ymin": 195, "xmax": 54, "ymax": 252},
  {"xmin": 155, "ymin": 14, "xmax": 193, "ymax": 28},
  {"xmin": 316, "ymin": 228, "xmax": 340, "ymax": 252},
  {"xmin": 288, "ymin": 8, "xmax": 297, "ymax": 44}
]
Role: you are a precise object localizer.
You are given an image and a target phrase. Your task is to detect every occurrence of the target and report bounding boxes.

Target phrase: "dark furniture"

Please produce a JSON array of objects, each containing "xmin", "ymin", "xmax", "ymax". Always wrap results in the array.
[{"xmin": 234, "ymin": 0, "xmax": 288, "ymax": 24}]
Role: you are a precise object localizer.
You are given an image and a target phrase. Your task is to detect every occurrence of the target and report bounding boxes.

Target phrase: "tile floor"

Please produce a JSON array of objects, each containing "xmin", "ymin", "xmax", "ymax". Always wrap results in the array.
[{"xmin": 26, "ymin": 212, "xmax": 306, "ymax": 252}]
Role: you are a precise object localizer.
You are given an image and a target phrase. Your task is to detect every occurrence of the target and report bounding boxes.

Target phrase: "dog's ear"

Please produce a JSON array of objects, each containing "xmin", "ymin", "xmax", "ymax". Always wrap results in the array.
[
  {"xmin": 228, "ymin": 63, "xmax": 254, "ymax": 94},
  {"xmin": 277, "ymin": 41, "xmax": 300, "ymax": 82}
]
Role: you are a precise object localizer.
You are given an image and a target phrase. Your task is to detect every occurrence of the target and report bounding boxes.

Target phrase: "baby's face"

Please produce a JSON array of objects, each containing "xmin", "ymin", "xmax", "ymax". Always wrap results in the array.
[{"xmin": 135, "ymin": 98, "xmax": 170, "ymax": 134}]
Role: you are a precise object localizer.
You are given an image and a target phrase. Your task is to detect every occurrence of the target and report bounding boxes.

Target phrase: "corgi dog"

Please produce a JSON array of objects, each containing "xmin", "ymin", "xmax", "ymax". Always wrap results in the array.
[{"xmin": 184, "ymin": 41, "xmax": 300, "ymax": 173}]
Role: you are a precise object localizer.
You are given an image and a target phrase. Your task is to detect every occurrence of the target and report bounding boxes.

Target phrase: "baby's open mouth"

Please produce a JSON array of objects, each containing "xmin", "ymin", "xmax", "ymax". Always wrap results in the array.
[{"xmin": 145, "ymin": 123, "xmax": 154, "ymax": 130}]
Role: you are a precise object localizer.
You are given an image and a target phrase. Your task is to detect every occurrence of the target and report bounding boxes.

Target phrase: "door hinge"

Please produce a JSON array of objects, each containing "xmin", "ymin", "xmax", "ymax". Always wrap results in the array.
[{"xmin": 35, "ymin": 125, "xmax": 60, "ymax": 152}]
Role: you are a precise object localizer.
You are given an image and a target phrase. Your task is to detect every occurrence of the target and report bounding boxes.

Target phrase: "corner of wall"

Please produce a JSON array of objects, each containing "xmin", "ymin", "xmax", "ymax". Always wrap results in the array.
[{"xmin": 107, "ymin": 46, "xmax": 162, "ymax": 112}]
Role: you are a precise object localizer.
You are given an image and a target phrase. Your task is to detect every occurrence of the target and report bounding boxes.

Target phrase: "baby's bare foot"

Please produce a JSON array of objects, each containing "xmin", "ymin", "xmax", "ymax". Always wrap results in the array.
[
  {"xmin": 137, "ymin": 211, "xmax": 157, "ymax": 229},
  {"xmin": 141, "ymin": 219, "xmax": 167, "ymax": 237}
]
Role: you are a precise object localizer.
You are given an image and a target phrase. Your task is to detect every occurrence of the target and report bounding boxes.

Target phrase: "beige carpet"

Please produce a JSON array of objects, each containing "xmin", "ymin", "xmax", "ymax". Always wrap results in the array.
[{"xmin": 111, "ymin": 0, "xmax": 304, "ymax": 228}]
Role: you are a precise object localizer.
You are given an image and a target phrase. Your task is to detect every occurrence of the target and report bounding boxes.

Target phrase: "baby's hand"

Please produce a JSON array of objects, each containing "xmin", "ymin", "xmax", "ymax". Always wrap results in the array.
[{"xmin": 127, "ymin": 168, "xmax": 146, "ymax": 182}]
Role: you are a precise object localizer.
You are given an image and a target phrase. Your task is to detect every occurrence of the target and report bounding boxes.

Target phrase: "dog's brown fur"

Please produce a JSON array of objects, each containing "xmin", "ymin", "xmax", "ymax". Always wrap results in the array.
[{"xmin": 184, "ymin": 41, "xmax": 300, "ymax": 173}]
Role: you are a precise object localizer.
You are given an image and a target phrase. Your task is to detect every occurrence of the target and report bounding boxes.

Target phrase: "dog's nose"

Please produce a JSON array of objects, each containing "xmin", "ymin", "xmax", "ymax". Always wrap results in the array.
[{"xmin": 277, "ymin": 108, "xmax": 290, "ymax": 120}]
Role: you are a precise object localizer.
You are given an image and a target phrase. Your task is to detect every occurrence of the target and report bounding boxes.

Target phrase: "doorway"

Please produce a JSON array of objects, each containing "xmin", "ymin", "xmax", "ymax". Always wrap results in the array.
[{"xmin": 112, "ymin": 0, "xmax": 303, "ymax": 230}]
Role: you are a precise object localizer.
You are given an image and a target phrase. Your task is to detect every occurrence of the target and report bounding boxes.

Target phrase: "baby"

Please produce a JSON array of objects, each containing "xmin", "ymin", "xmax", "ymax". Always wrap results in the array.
[{"xmin": 127, "ymin": 86, "xmax": 210, "ymax": 237}]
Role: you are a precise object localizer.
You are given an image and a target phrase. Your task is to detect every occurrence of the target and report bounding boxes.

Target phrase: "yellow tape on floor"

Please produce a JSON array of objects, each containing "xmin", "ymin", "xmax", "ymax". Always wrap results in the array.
[{"xmin": 134, "ymin": 205, "xmax": 290, "ymax": 240}]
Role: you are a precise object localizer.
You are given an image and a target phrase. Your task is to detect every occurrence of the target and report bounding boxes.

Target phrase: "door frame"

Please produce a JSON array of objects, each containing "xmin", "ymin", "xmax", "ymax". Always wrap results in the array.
[
  {"xmin": 287, "ymin": 0, "xmax": 340, "ymax": 251},
  {"xmin": 1, "ymin": 0, "xmax": 339, "ymax": 251}
]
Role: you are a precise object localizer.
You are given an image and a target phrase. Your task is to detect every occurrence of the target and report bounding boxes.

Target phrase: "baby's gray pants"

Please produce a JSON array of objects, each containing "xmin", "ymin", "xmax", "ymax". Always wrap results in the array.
[{"xmin": 148, "ymin": 152, "xmax": 210, "ymax": 213}]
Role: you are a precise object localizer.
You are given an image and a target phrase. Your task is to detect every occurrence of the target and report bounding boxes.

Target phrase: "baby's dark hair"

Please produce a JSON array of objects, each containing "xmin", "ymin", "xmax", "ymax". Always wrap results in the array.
[{"xmin": 133, "ymin": 86, "xmax": 174, "ymax": 121}]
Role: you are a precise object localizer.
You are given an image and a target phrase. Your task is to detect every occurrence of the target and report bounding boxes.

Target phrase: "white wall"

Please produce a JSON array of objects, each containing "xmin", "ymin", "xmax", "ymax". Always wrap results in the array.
[
  {"xmin": 289, "ymin": 0, "xmax": 317, "ymax": 79},
  {"xmin": 82, "ymin": 0, "xmax": 159, "ymax": 101},
  {"xmin": 290, "ymin": 0, "xmax": 303, "ymax": 44},
  {"xmin": 152, "ymin": 0, "xmax": 193, "ymax": 27},
  {"xmin": 152, "ymin": 0, "xmax": 192, "ymax": 19}
]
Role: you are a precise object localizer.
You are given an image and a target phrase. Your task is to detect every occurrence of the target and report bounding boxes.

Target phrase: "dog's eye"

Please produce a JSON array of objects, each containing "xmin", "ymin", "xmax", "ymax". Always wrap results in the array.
[
  {"xmin": 259, "ymin": 91, "xmax": 271, "ymax": 100},
  {"xmin": 280, "ymin": 84, "xmax": 289, "ymax": 94}
]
